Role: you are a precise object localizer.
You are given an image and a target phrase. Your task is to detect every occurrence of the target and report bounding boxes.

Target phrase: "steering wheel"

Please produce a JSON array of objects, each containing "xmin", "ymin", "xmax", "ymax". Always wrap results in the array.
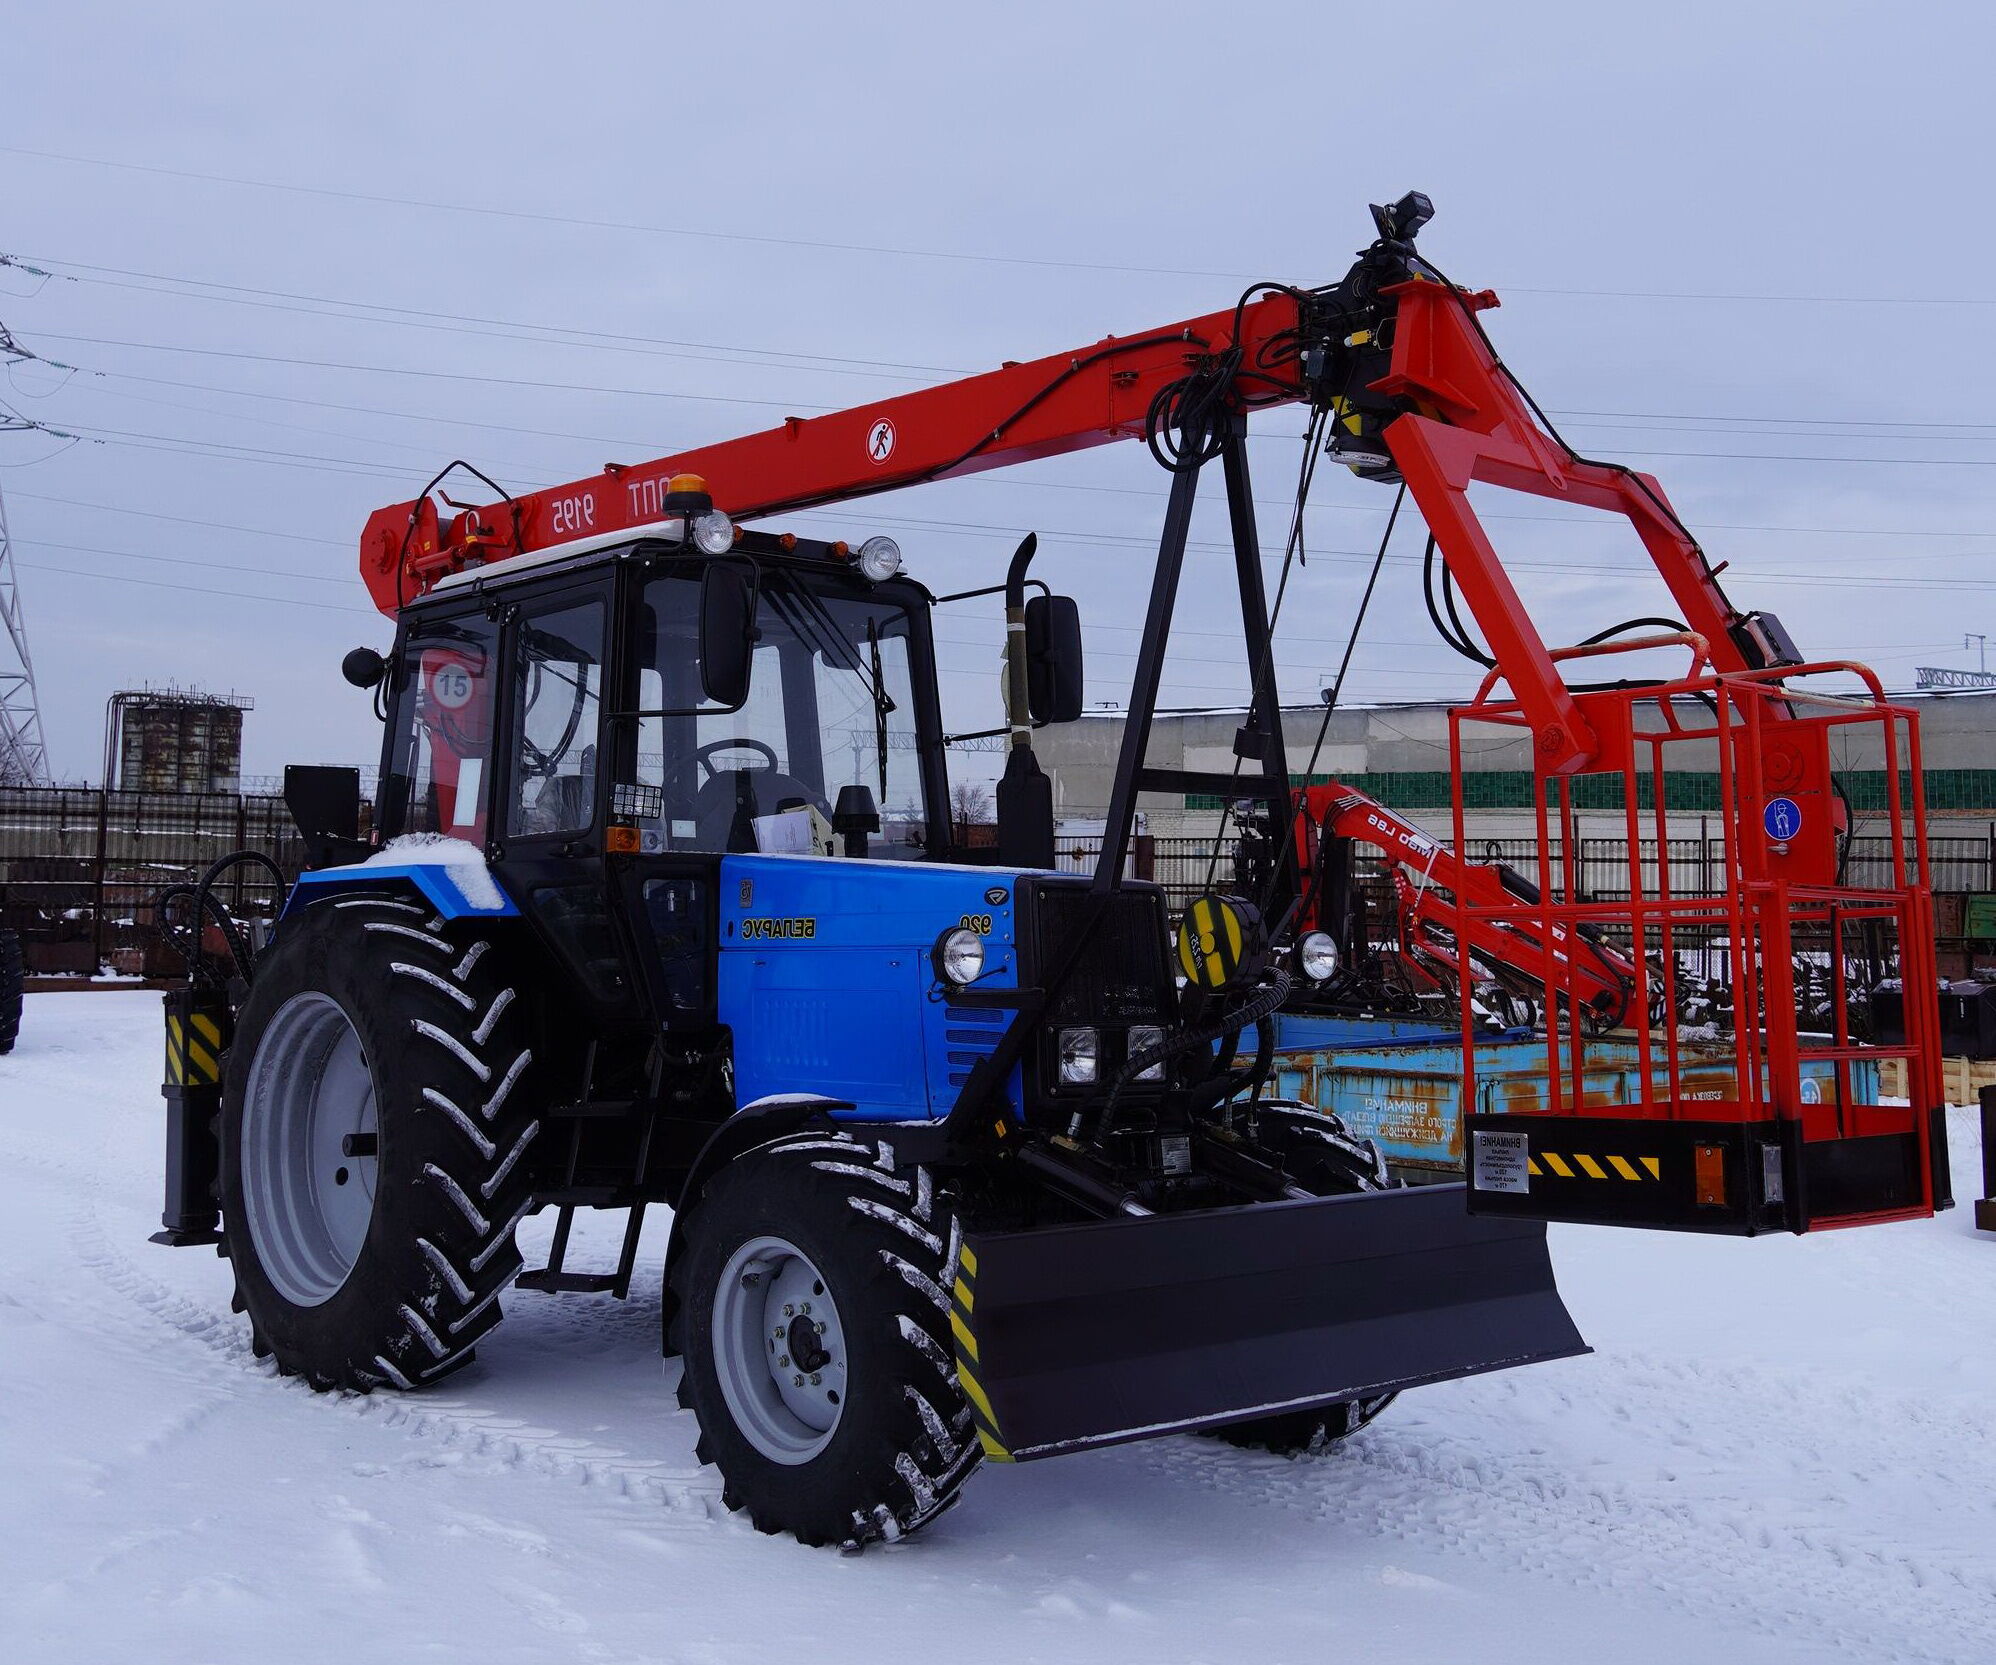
[
  {"xmin": 661, "ymin": 737, "xmax": 832, "ymax": 850},
  {"xmin": 679, "ymin": 736, "xmax": 781, "ymax": 786}
]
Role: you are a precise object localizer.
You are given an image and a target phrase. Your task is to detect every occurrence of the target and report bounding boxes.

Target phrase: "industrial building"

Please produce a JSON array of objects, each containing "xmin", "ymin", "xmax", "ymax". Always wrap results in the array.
[{"xmin": 1033, "ymin": 689, "xmax": 1996, "ymax": 845}]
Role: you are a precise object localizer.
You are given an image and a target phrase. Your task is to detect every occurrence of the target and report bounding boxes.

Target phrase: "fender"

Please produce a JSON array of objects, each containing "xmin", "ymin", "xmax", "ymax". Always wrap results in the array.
[
  {"xmin": 659, "ymin": 1094, "xmax": 852, "ymax": 1357},
  {"xmin": 284, "ymin": 860, "xmax": 519, "ymax": 922}
]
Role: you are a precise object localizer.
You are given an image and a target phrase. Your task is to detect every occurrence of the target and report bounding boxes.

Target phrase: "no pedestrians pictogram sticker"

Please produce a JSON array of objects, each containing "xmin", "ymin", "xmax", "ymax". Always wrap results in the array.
[{"xmin": 866, "ymin": 418, "xmax": 896, "ymax": 464}]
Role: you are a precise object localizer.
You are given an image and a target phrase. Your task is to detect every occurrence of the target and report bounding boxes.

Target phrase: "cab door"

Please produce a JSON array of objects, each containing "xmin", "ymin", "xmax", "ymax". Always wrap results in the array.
[{"xmin": 492, "ymin": 579, "xmax": 634, "ymax": 1015}]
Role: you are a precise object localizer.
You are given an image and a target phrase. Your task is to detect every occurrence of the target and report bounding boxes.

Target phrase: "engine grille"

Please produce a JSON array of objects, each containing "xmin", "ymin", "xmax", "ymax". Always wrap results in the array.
[{"xmin": 1026, "ymin": 881, "xmax": 1172, "ymax": 1027}]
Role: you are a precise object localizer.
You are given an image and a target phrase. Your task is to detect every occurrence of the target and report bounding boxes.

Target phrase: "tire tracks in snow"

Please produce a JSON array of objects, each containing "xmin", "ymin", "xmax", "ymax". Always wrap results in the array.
[
  {"xmin": 28, "ymin": 1083, "xmax": 1995, "ymax": 1663},
  {"xmin": 1127, "ymin": 1357, "xmax": 1994, "ymax": 1665},
  {"xmin": 45, "ymin": 1116, "xmax": 726, "ymax": 1530}
]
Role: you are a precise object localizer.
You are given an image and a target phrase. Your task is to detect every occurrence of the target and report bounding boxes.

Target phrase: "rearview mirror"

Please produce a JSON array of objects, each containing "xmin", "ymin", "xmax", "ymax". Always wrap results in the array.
[
  {"xmin": 1024, "ymin": 594, "xmax": 1083, "ymax": 723},
  {"xmin": 699, "ymin": 563, "xmax": 758, "ymax": 710}
]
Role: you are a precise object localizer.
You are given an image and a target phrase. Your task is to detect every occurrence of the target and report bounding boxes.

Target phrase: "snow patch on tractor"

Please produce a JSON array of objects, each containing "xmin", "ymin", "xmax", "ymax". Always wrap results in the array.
[{"xmin": 369, "ymin": 834, "xmax": 506, "ymax": 911}]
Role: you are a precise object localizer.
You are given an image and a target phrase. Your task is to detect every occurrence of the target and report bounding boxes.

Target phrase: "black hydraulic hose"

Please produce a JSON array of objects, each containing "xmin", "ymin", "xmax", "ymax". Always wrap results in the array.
[
  {"xmin": 184, "ymin": 850, "xmax": 288, "ymax": 987},
  {"xmin": 1095, "ymin": 968, "xmax": 1293, "ymax": 1141},
  {"xmin": 157, "ymin": 884, "xmax": 251, "ymax": 985}
]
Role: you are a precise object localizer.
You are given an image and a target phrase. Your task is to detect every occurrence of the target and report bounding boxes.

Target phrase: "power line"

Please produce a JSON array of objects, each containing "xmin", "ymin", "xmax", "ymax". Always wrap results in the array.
[
  {"xmin": 25, "ymin": 250, "xmax": 1996, "ymax": 438},
  {"xmin": 15, "ymin": 255, "xmax": 946, "ymax": 383},
  {"xmin": 26, "ymin": 536, "xmax": 354, "ymax": 585},
  {"xmin": 33, "ymin": 330, "xmax": 827, "ymax": 414},
  {"xmin": 12, "ymin": 557, "xmax": 375, "ymax": 615},
  {"xmin": 11, "ymin": 146, "xmax": 1996, "ymax": 306},
  {"xmin": 8, "ymin": 490, "xmax": 349, "ymax": 546}
]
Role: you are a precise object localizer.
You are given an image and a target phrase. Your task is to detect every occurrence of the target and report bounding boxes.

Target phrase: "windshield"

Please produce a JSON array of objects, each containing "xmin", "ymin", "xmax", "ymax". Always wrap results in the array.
[{"xmin": 634, "ymin": 569, "xmax": 931, "ymax": 857}]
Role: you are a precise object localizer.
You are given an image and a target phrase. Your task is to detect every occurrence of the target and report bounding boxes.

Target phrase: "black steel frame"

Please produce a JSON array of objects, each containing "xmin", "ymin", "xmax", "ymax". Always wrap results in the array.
[{"xmin": 1092, "ymin": 417, "xmax": 1292, "ymax": 896}]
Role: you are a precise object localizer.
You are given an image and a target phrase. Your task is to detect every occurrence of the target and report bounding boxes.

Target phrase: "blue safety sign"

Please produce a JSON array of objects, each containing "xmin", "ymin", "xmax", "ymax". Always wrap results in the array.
[{"xmin": 1763, "ymin": 796, "xmax": 1802, "ymax": 841}]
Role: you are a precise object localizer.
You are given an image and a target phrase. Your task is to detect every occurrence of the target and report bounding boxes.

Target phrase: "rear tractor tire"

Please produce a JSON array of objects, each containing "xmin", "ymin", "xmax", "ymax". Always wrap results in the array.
[
  {"xmin": 0, "ymin": 928, "xmax": 22, "ymax": 1055},
  {"xmin": 218, "ymin": 896, "xmax": 541, "ymax": 1391},
  {"xmin": 670, "ymin": 1130, "xmax": 980, "ymax": 1548},
  {"xmin": 1207, "ymin": 1101, "xmax": 1398, "ymax": 1456}
]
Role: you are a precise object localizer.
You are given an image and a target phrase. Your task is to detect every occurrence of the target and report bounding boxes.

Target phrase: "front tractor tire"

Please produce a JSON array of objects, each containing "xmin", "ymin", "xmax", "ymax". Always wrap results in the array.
[
  {"xmin": 671, "ymin": 1131, "xmax": 979, "ymax": 1548},
  {"xmin": 1206, "ymin": 1102, "xmax": 1398, "ymax": 1456},
  {"xmin": 218, "ymin": 897, "xmax": 540, "ymax": 1392}
]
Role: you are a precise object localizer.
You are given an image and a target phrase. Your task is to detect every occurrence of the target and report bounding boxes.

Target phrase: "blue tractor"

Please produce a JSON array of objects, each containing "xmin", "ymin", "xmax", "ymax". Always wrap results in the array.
[{"xmin": 154, "ymin": 206, "xmax": 1587, "ymax": 1548}]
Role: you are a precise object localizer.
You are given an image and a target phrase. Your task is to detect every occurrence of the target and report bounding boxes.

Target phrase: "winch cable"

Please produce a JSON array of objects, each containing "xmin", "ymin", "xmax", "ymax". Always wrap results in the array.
[
  {"xmin": 1196, "ymin": 397, "xmax": 1333, "ymax": 897},
  {"xmin": 1236, "ymin": 480, "xmax": 1408, "ymax": 933}
]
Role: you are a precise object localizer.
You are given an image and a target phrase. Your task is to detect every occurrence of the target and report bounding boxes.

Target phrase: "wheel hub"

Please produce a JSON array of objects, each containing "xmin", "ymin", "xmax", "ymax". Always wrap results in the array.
[
  {"xmin": 240, "ymin": 992, "xmax": 379, "ymax": 1308},
  {"xmin": 711, "ymin": 1235, "xmax": 848, "ymax": 1464},
  {"xmin": 785, "ymin": 1311, "xmax": 830, "ymax": 1374}
]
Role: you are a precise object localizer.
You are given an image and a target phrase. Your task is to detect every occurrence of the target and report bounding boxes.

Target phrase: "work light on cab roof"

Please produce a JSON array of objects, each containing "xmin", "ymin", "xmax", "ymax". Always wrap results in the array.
[{"xmin": 659, "ymin": 473, "xmax": 739, "ymax": 556}]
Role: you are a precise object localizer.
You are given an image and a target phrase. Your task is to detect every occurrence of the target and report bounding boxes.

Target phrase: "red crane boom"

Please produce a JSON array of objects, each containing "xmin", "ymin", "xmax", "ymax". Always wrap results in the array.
[{"xmin": 361, "ymin": 262, "xmax": 1756, "ymax": 782}]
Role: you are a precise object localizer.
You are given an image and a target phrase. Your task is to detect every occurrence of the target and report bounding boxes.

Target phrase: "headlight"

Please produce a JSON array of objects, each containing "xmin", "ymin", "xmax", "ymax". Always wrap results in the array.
[
  {"xmin": 1298, "ymin": 931, "xmax": 1341, "ymax": 983},
  {"xmin": 933, "ymin": 927, "xmax": 984, "ymax": 986},
  {"xmin": 855, "ymin": 535, "xmax": 902, "ymax": 581},
  {"xmin": 1057, "ymin": 1026, "xmax": 1098, "ymax": 1085},
  {"xmin": 1128, "ymin": 1024, "xmax": 1166, "ymax": 1083},
  {"xmin": 692, "ymin": 510, "xmax": 737, "ymax": 555}
]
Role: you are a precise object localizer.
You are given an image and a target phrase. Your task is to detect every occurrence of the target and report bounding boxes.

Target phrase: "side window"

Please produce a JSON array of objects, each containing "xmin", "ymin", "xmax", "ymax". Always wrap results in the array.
[
  {"xmin": 509, "ymin": 600, "xmax": 605, "ymax": 839},
  {"xmin": 385, "ymin": 612, "xmax": 501, "ymax": 845}
]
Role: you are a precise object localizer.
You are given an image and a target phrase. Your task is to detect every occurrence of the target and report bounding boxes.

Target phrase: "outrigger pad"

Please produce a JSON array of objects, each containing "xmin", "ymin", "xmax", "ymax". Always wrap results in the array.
[{"xmin": 950, "ymin": 1183, "xmax": 1586, "ymax": 1462}]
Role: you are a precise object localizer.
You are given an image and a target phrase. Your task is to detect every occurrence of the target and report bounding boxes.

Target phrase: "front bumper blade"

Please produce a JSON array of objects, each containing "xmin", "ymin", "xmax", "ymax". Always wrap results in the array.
[{"xmin": 951, "ymin": 1182, "xmax": 1586, "ymax": 1461}]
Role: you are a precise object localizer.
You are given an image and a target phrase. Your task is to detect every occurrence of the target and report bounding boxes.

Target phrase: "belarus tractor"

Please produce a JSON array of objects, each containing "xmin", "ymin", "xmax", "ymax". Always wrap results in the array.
[{"xmin": 153, "ymin": 196, "xmax": 1947, "ymax": 1547}]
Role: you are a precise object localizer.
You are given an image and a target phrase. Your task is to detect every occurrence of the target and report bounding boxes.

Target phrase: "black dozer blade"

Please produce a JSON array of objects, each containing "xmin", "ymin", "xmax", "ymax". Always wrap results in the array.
[{"xmin": 950, "ymin": 1183, "xmax": 1586, "ymax": 1462}]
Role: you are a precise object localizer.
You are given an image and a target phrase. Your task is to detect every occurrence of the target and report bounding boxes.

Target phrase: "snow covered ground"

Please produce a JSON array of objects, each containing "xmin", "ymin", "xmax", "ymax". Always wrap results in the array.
[{"xmin": 3, "ymin": 990, "xmax": 1992, "ymax": 1665}]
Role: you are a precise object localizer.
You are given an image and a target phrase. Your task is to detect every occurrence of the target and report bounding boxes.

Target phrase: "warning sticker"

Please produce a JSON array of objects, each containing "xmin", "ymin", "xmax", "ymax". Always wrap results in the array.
[
  {"xmin": 1472, "ymin": 1130, "xmax": 1531, "ymax": 1194},
  {"xmin": 866, "ymin": 418, "xmax": 896, "ymax": 464}
]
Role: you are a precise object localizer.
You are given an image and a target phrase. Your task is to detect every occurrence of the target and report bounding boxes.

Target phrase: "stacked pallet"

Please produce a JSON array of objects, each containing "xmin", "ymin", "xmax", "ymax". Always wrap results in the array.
[{"xmin": 1876, "ymin": 1054, "xmax": 1996, "ymax": 1105}]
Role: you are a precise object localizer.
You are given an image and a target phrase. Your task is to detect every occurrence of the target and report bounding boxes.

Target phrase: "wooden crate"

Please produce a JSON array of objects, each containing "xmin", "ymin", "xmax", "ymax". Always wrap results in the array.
[{"xmin": 1877, "ymin": 1054, "xmax": 1996, "ymax": 1104}]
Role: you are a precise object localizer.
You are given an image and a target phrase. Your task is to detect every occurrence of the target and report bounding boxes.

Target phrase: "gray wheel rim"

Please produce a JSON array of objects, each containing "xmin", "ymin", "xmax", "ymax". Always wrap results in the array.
[
  {"xmin": 711, "ymin": 1234, "xmax": 848, "ymax": 1465},
  {"xmin": 241, "ymin": 991, "xmax": 379, "ymax": 1308}
]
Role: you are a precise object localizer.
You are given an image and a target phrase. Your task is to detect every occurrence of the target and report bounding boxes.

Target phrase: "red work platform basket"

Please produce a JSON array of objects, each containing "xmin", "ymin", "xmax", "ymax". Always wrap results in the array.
[{"xmin": 1453, "ymin": 638, "xmax": 1946, "ymax": 1234}]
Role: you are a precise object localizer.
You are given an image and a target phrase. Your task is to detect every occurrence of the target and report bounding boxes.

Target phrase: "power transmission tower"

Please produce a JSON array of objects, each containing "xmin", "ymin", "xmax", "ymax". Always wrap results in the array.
[
  {"xmin": 0, "ymin": 474, "xmax": 52, "ymax": 785},
  {"xmin": 0, "ymin": 302, "xmax": 56, "ymax": 785}
]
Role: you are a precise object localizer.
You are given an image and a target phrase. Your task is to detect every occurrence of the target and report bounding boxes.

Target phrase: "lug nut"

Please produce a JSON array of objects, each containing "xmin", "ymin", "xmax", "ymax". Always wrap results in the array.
[
  {"xmin": 783, "ymin": 1303, "xmax": 795, "ymax": 1316},
  {"xmin": 810, "ymin": 1373, "xmax": 821, "ymax": 1386},
  {"xmin": 779, "ymin": 1355, "xmax": 790, "ymax": 1367},
  {"xmin": 793, "ymin": 1375, "xmax": 804, "ymax": 1387}
]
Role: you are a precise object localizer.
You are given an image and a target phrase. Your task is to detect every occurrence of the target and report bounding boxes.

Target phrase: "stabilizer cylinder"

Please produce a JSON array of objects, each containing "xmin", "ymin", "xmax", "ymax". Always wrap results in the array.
[{"xmin": 153, "ymin": 985, "xmax": 230, "ymax": 1247}]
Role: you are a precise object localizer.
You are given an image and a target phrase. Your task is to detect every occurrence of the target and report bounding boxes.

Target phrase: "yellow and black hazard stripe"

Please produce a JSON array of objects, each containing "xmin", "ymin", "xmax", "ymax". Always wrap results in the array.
[
  {"xmin": 949, "ymin": 1241, "xmax": 1012, "ymax": 1462},
  {"xmin": 1174, "ymin": 893, "xmax": 1263, "ymax": 991},
  {"xmin": 165, "ymin": 1008, "xmax": 225, "ymax": 1088},
  {"xmin": 1528, "ymin": 1151, "xmax": 1662, "ymax": 1182}
]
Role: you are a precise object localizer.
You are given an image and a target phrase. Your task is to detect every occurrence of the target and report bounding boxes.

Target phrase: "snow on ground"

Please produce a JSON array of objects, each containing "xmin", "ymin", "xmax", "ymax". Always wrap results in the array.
[{"xmin": 3, "ymin": 991, "xmax": 1992, "ymax": 1665}]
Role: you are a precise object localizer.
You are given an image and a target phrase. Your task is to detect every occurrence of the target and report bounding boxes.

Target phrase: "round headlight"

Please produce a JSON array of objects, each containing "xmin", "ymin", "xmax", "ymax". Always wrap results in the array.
[
  {"xmin": 855, "ymin": 535, "xmax": 902, "ymax": 581},
  {"xmin": 933, "ymin": 926, "xmax": 984, "ymax": 986},
  {"xmin": 692, "ymin": 510, "xmax": 737, "ymax": 555},
  {"xmin": 1298, "ymin": 930, "xmax": 1341, "ymax": 983}
]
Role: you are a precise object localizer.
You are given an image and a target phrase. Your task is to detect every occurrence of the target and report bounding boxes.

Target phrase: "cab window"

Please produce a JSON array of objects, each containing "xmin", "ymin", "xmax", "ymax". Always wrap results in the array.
[
  {"xmin": 382, "ymin": 611, "xmax": 501, "ymax": 844},
  {"xmin": 633, "ymin": 571, "xmax": 929, "ymax": 856},
  {"xmin": 508, "ymin": 600, "xmax": 605, "ymax": 838}
]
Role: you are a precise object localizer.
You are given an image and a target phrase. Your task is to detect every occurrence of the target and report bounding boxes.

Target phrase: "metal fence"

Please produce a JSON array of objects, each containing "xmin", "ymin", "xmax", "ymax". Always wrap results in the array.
[
  {"xmin": 5, "ymin": 782, "xmax": 1993, "ymax": 973},
  {"xmin": 0, "ymin": 786, "xmax": 308, "ymax": 970},
  {"xmin": 1059, "ymin": 829, "xmax": 1996, "ymax": 918}
]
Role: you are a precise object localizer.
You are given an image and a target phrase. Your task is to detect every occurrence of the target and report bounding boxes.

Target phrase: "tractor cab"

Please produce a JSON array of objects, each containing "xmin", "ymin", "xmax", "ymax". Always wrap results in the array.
[{"xmin": 364, "ymin": 519, "xmax": 992, "ymax": 1030}]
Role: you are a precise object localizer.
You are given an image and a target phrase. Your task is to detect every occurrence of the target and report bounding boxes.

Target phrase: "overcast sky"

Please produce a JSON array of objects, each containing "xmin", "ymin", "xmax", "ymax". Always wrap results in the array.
[{"xmin": 5, "ymin": 0, "xmax": 1994, "ymax": 787}]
